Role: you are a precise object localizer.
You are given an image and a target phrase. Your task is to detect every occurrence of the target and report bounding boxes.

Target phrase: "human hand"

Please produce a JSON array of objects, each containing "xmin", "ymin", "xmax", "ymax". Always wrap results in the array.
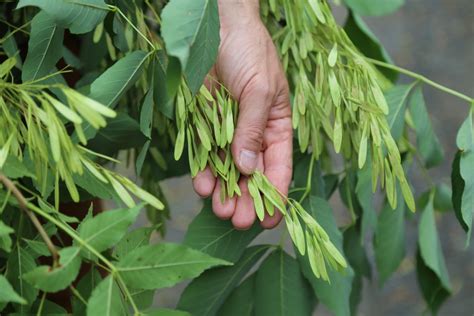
[{"xmin": 192, "ymin": 0, "xmax": 293, "ymax": 230}]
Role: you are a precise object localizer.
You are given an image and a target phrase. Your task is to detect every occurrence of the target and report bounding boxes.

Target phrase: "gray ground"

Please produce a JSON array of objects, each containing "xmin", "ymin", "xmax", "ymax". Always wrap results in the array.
[{"xmin": 132, "ymin": 1, "xmax": 474, "ymax": 315}]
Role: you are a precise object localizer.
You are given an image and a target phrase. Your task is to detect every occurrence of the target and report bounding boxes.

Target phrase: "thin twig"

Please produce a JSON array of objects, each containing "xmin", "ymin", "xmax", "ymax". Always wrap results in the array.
[
  {"xmin": 366, "ymin": 57, "xmax": 474, "ymax": 104},
  {"xmin": 0, "ymin": 172, "xmax": 60, "ymax": 267}
]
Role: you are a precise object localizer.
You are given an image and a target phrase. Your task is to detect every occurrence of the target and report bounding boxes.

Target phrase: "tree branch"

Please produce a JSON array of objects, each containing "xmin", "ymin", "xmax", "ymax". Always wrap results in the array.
[{"xmin": 0, "ymin": 172, "xmax": 60, "ymax": 267}]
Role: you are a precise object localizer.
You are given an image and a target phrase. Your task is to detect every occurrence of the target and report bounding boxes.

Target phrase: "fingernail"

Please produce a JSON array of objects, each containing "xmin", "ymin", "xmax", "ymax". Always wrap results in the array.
[{"xmin": 239, "ymin": 150, "xmax": 257, "ymax": 173}]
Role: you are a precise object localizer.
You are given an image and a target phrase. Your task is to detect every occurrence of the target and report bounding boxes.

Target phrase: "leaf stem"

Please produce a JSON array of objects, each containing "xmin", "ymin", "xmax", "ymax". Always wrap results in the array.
[
  {"xmin": 26, "ymin": 202, "xmax": 141, "ymax": 315},
  {"xmin": 109, "ymin": 5, "xmax": 156, "ymax": 50},
  {"xmin": 0, "ymin": 173, "xmax": 60, "ymax": 267},
  {"xmin": 299, "ymin": 157, "xmax": 315, "ymax": 203},
  {"xmin": 366, "ymin": 58, "xmax": 474, "ymax": 103},
  {"xmin": 69, "ymin": 285, "xmax": 88, "ymax": 306}
]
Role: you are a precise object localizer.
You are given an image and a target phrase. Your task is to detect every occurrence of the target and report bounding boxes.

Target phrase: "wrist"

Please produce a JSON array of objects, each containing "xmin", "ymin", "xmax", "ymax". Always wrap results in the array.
[{"xmin": 218, "ymin": 0, "xmax": 261, "ymax": 31}]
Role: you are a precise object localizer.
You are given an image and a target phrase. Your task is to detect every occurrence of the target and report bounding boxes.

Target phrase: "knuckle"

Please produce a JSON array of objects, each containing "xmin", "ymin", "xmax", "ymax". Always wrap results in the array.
[
  {"xmin": 250, "ymin": 78, "xmax": 275, "ymax": 101},
  {"xmin": 238, "ymin": 124, "xmax": 264, "ymax": 149}
]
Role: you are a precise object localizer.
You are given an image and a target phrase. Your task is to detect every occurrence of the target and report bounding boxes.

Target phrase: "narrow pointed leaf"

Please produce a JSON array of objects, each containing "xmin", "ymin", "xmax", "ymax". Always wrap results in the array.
[
  {"xmin": 17, "ymin": 0, "xmax": 107, "ymax": 34},
  {"xmin": 217, "ymin": 274, "xmax": 256, "ymax": 316},
  {"xmin": 161, "ymin": 0, "xmax": 220, "ymax": 93},
  {"xmin": 87, "ymin": 276, "xmax": 125, "ymax": 316},
  {"xmin": 116, "ymin": 243, "xmax": 231, "ymax": 290},
  {"xmin": 0, "ymin": 275, "xmax": 27, "ymax": 305},
  {"xmin": 184, "ymin": 200, "xmax": 262, "ymax": 262},
  {"xmin": 77, "ymin": 205, "xmax": 142, "ymax": 255},
  {"xmin": 297, "ymin": 196, "xmax": 353, "ymax": 316},
  {"xmin": 178, "ymin": 245, "xmax": 269, "ymax": 316},
  {"xmin": 22, "ymin": 12, "xmax": 64, "ymax": 82},
  {"xmin": 408, "ymin": 86, "xmax": 444, "ymax": 168},
  {"xmin": 23, "ymin": 247, "xmax": 81, "ymax": 292},
  {"xmin": 374, "ymin": 191, "xmax": 406, "ymax": 285},
  {"xmin": 255, "ymin": 249, "xmax": 315, "ymax": 316}
]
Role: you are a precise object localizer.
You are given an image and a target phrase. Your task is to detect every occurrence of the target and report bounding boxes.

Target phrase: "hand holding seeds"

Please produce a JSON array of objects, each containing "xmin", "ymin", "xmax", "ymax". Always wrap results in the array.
[
  {"xmin": 174, "ymin": 0, "xmax": 347, "ymax": 280},
  {"xmin": 192, "ymin": 0, "xmax": 293, "ymax": 230}
]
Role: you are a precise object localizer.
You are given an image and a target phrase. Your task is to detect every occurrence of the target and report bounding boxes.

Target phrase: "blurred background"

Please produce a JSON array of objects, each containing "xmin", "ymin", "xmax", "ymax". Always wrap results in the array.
[{"xmin": 128, "ymin": 1, "xmax": 474, "ymax": 315}]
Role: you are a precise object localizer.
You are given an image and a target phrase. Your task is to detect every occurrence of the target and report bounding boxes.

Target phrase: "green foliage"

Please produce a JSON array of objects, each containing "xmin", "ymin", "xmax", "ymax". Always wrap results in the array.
[
  {"xmin": 255, "ymin": 249, "xmax": 315, "ymax": 316},
  {"xmin": 374, "ymin": 193, "xmax": 406, "ymax": 284},
  {"xmin": 115, "ymin": 243, "xmax": 231, "ymax": 290},
  {"xmin": 87, "ymin": 276, "xmax": 126, "ymax": 316},
  {"xmin": 161, "ymin": 0, "xmax": 220, "ymax": 94},
  {"xmin": 178, "ymin": 245, "xmax": 269, "ymax": 315},
  {"xmin": 0, "ymin": 0, "xmax": 472, "ymax": 315},
  {"xmin": 21, "ymin": 12, "xmax": 64, "ymax": 82},
  {"xmin": 343, "ymin": 0, "xmax": 405, "ymax": 16},
  {"xmin": 17, "ymin": 0, "xmax": 108, "ymax": 34},
  {"xmin": 23, "ymin": 246, "xmax": 82, "ymax": 292},
  {"xmin": 183, "ymin": 200, "xmax": 262, "ymax": 262},
  {"xmin": 417, "ymin": 193, "xmax": 452, "ymax": 314}
]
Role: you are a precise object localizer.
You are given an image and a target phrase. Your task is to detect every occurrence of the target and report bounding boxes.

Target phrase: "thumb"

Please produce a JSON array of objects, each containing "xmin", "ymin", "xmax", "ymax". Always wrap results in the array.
[{"xmin": 231, "ymin": 83, "xmax": 273, "ymax": 175}]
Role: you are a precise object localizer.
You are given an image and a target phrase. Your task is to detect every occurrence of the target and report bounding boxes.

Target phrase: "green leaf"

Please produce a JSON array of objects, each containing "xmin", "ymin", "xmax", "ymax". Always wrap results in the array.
[
  {"xmin": 385, "ymin": 84, "xmax": 415, "ymax": 141},
  {"xmin": 2, "ymin": 31, "xmax": 23, "ymax": 70},
  {"xmin": 2, "ymin": 155, "xmax": 35, "ymax": 179},
  {"xmin": 140, "ymin": 88, "xmax": 154, "ymax": 139},
  {"xmin": 255, "ymin": 249, "xmax": 315, "ymax": 316},
  {"xmin": 344, "ymin": 12, "xmax": 397, "ymax": 82},
  {"xmin": 0, "ymin": 220, "xmax": 14, "ymax": 252},
  {"xmin": 153, "ymin": 52, "xmax": 175, "ymax": 119},
  {"xmin": 456, "ymin": 110, "xmax": 474, "ymax": 151},
  {"xmin": 17, "ymin": 0, "xmax": 107, "ymax": 34},
  {"xmin": 116, "ymin": 243, "xmax": 231, "ymax": 290},
  {"xmin": 183, "ymin": 200, "xmax": 262, "ymax": 262},
  {"xmin": 415, "ymin": 249, "xmax": 450, "ymax": 315},
  {"xmin": 374, "ymin": 192, "xmax": 406, "ymax": 285},
  {"xmin": 87, "ymin": 276, "xmax": 126, "ymax": 316},
  {"xmin": 161, "ymin": 0, "xmax": 220, "ymax": 93},
  {"xmin": 418, "ymin": 195, "xmax": 451, "ymax": 291},
  {"xmin": 0, "ymin": 56, "xmax": 16, "ymax": 78},
  {"xmin": 6, "ymin": 247, "xmax": 38, "ymax": 311},
  {"xmin": 356, "ymin": 155, "xmax": 377, "ymax": 240},
  {"xmin": 292, "ymin": 155, "xmax": 327, "ymax": 199},
  {"xmin": 408, "ymin": 86, "xmax": 444, "ymax": 168},
  {"xmin": 23, "ymin": 239, "xmax": 51, "ymax": 258},
  {"xmin": 89, "ymin": 50, "xmax": 148, "ymax": 108},
  {"xmin": 88, "ymin": 113, "xmax": 147, "ymax": 156},
  {"xmin": 217, "ymin": 274, "xmax": 256, "ymax": 316},
  {"xmin": 343, "ymin": 226, "xmax": 371, "ymax": 278},
  {"xmin": 32, "ymin": 299, "xmax": 68, "ymax": 314},
  {"xmin": 113, "ymin": 226, "xmax": 154, "ymax": 260},
  {"xmin": 433, "ymin": 183, "xmax": 453, "ymax": 212},
  {"xmin": 77, "ymin": 51, "xmax": 149, "ymax": 141},
  {"xmin": 298, "ymin": 196, "xmax": 353, "ymax": 316},
  {"xmin": 144, "ymin": 309, "xmax": 191, "ymax": 316},
  {"xmin": 349, "ymin": 275, "xmax": 363, "ymax": 316},
  {"xmin": 63, "ymin": 45, "xmax": 82, "ymax": 69},
  {"xmin": 136, "ymin": 140, "xmax": 151, "ymax": 176},
  {"xmin": 22, "ymin": 12, "xmax": 64, "ymax": 82},
  {"xmin": 72, "ymin": 268, "xmax": 102, "ymax": 316},
  {"xmin": 343, "ymin": 0, "xmax": 404, "ymax": 16},
  {"xmin": 452, "ymin": 111, "xmax": 474, "ymax": 244},
  {"xmin": 0, "ymin": 275, "xmax": 27, "ymax": 305},
  {"xmin": 74, "ymin": 166, "xmax": 120, "ymax": 202},
  {"xmin": 23, "ymin": 246, "xmax": 81, "ymax": 292},
  {"xmin": 130, "ymin": 289, "xmax": 155, "ymax": 311},
  {"xmin": 77, "ymin": 204, "xmax": 142, "ymax": 256},
  {"xmin": 178, "ymin": 245, "xmax": 269, "ymax": 316}
]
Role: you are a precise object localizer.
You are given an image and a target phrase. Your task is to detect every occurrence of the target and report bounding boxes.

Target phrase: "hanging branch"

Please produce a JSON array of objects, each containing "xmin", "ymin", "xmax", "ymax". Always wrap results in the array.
[{"xmin": 0, "ymin": 172, "xmax": 60, "ymax": 267}]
